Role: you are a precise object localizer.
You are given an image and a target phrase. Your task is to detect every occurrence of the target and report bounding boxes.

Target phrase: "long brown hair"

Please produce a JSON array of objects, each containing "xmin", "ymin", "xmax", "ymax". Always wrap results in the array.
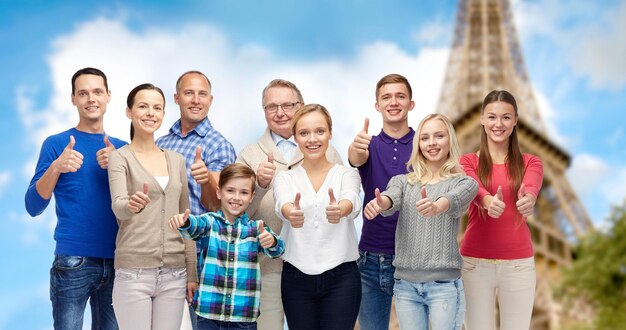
[{"xmin": 477, "ymin": 90, "xmax": 524, "ymax": 202}]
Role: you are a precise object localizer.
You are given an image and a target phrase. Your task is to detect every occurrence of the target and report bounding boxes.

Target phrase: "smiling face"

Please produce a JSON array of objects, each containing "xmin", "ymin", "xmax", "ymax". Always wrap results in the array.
[
  {"xmin": 126, "ymin": 89, "xmax": 165, "ymax": 138},
  {"xmin": 263, "ymin": 86, "xmax": 302, "ymax": 139},
  {"xmin": 481, "ymin": 101, "xmax": 518, "ymax": 146},
  {"xmin": 217, "ymin": 177, "xmax": 255, "ymax": 222},
  {"xmin": 375, "ymin": 82, "xmax": 414, "ymax": 125},
  {"xmin": 294, "ymin": 110, "xmax": 332, "ymax": 161},
  {"xmin": 419, "ymin": 118, "xmax": 451, "ymax": 168},
  {"xmin": 174, "ymin": 73, "xmax": 213, "ymax": 129},
  {"xmin": 71, "ymin": 74, "xmax": 111, "ymax": 125}
]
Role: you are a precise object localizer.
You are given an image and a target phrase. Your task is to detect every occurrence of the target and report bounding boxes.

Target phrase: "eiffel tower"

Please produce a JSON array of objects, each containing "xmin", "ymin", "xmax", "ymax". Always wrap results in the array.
[{"xmin": 436, "ymin": 0, "xmax": 594, "ymax": 328}]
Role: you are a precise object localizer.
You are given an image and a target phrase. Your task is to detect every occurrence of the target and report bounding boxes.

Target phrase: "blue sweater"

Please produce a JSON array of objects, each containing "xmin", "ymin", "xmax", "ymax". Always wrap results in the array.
[{"xmin": 25, "ymin": 128, "xmax": 126, "ymax": 258}]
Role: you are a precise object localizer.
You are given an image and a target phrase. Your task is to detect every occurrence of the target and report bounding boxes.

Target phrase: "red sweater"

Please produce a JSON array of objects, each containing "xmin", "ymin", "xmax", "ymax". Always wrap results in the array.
[{"xmin": 460, "ymin": 153, "xmax": 543, "ymax": 259}]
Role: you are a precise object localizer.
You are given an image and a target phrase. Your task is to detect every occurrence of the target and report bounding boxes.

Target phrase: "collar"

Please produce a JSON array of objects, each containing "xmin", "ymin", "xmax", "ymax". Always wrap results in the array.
[
  {"xmin": 270, "ymin": 131, "xmax": 296, "ymax": 146},
  {"xmin": 169, "ymin": 117, "xmax": 213, "ymax": 138},
  {"xmin": 378, "ymin": 127, "xmax": 415, "ymax": 144},
  {"xmin": 212, "ymin": 209, "xmax": 252, "ymax": 225}
]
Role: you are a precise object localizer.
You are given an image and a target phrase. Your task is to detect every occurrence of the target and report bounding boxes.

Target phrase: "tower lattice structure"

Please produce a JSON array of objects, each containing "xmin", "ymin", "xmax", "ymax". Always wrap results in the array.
[{"xmin": 436, "ymin": 0, "xmax": 594, "ymax": 328}]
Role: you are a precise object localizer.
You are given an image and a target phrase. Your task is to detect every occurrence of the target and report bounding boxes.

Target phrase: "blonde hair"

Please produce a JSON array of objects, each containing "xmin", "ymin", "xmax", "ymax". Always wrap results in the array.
[
  {"xmin": 406, "ymin": 113, "xmax": 462, "ymax": 185},
  {"xmin": 290, "ymin": 103, "xmax": 333, "ymax": 136}
]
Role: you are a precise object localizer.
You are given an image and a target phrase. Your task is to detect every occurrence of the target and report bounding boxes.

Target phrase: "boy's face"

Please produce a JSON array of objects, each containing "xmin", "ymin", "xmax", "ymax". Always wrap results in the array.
[
  {"xmin": 375, "ymin": 82, "xmax": 414, "ymax": 125},
  {"xmin": 217, "ymin": 177, "xmax": 255, "ymax": 221}
]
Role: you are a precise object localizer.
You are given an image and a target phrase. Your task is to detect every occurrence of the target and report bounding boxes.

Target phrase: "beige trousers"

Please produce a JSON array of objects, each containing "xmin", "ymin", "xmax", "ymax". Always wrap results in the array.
[
  {"xmin": 257, "ymin": 271, "xmax": 285, "ymax": 330},
  {"xmin": 461, "ymin": 256, "xmax": 536, "ymax": 330}
]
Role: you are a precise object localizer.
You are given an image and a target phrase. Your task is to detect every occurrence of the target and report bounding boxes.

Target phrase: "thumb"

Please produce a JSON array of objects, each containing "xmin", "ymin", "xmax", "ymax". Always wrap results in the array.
[
  {"xmin": 518, "ymin": 183, "xmax": 526, "ymax": 200},
  {"xmin": 259, "ymin": 220, "xmax": 266, "ymax": 233},
  {"xmin": 375, "ymin": 188, "xmax": 383, "ymax": 204},
  {"xmin": 496, "ymin": 185, "xmax": 503, "ymax": 201},
  {"xmin": 67, "ymin": 135, "xmax": 75, "ymax": 150},
  {"xmin": 183, "ymin": 209, "xmax": 190, "ymax": 221},
  {"xmin": 294, "ymin": 192, "xmax": 301, "ymax": 209},
  {"xmin": 195, "ymin": 146, "xmax": 202, "ymax": 163},
  {"xmin": 267, "ymin": 152, "xmax": 274, "ymax": 163},
  {"xmin": 421, "ymin": 186, "xmax": 427, "ymax": 199},
  {"xmin": 328, "ymin": 188, "xmax": 337, "ymax": 204},
  {"xmin": 104, "ymin": 134, "xmax": 113, "ymax": 147},
  {"xmin": 362, "ymin": 118, "xmax": 369, "ymax": 134},
  {"xmin": 143, "ymin": 182, "xmax": 149, "ymax": 195}
]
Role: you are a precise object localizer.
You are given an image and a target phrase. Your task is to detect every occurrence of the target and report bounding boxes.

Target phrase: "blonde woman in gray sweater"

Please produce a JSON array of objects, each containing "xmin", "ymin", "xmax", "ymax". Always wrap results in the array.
[
  {"xmin": 108, "ymin": 83, "xmax": 197, "ymax": 330},
  {"xmin": 364, "ymin": 113, "xmax": 478, "ymax": 330}
]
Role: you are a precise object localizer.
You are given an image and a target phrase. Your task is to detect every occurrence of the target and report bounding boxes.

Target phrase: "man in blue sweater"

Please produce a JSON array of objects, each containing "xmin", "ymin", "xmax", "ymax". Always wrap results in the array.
[{"xmin": 25, "ymin": 67, "xmax": 126, "ymax": 330}]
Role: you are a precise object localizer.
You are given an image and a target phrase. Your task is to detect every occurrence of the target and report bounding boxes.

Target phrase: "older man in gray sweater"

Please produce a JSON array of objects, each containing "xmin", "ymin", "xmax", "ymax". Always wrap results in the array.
[{"xmin": 236, "ymin": 79, "xmax": 343, "ymax": 330}]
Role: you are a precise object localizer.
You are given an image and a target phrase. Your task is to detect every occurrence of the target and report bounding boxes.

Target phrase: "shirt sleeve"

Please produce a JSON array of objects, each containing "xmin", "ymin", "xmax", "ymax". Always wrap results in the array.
[
  {"xmin": 180, "ymin": 213, "xmax": 214, "ymax": 240},
  {"xmin": 108, "ymin": 150, "xmax": 135, "ymax": 221},
  {"xmin": 206, "ymin": 140, "xmax": 236, "ymax": 172},
  {"xmin": 380, "ymin": 174, "xmax": 406, "ymax": 216},
  {"xmin": 522, "ymin": 154, "xmax": 543, "ymax": 198},
  {"xmin": 25, "ymin": 138, "xmax": 58, "ymax": 216},
  {"xmin": 460, "ymin": 154, "xmax": 491, "ymax": 204},
  {"xmin": 273, "ymin": 171, "xmax": 292, "ymax": 222},
  {"xmin": 337, "ymin": 167, "xmax": 362, "ymax": 220},
  {"xmin": 440, "ymin": 176, "xmax": 479, "ymax": 218}
]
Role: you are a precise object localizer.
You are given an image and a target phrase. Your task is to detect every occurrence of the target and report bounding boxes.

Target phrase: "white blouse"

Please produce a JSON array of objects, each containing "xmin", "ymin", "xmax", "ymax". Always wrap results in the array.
[{"xmin": 273, "ymin": 164, "xmax": 361, "ymax": 275}]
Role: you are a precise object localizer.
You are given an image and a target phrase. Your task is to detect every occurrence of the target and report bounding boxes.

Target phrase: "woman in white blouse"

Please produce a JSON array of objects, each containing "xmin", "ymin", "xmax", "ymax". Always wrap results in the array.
[{"xmin": 274, "ymin": 103, "xmax": 362, "ymax": 330}]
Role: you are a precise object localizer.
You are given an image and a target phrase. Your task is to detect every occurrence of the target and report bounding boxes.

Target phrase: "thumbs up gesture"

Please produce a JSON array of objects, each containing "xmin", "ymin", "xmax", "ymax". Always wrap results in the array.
[
  {"xmin": 415, "ymin": 186, "xmax": 439, "ymax": 217},
  {"xmin": 364, "ymin": 188, "xmax": 386, "ymax": 220},
  {"xmin": 169, "ymin": 209, "xmax": 191, "ymax": 229},
  {"xmin": 257, "ymin": 152, "xmax": 276, "ymax": 189},
  {"xmin": 128, "ymin": 182, "xmax": 151, "ymax": 213},
  {"xmin": 53, "ymin": 135, "xmax": 84, "ymax": 173},
  {"xmin": 326, "ymin": 188, "xmax": 341, "ymax": 224},
  {"xmin": 96, "ymin": 135, "xmax": 116, "ymax": 169},
  {"xmin": 515, "ymin": 183, "xmax": 535, "ymax": 218},
  {"xmin": 190, "ymin": 146, "xmax": 210, "ymax": 184},
  {"xmin": 487, "ymin": 185, "xmax": 506, "ymax": 218},
  {"xmin": 349, "ymin": 118, "xmax": 372, "ymax": 155},
  {"xmin": 286, "ymin": 192, "xmax": 305, "ymax": 228},
  {"xmin": 258, "ymin": 220, "xmax": 276, "ymax": 248}
]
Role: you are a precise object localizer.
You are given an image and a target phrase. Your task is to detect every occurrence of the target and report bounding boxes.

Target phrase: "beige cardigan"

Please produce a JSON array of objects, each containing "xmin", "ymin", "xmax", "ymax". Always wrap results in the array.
[
  {"xmin": 108, "ymin": 145, "xmax": 197, "ymax": 283},
  {"xmin": 236, "ymin": 127, "xmax": 343, "ymax": 274}
]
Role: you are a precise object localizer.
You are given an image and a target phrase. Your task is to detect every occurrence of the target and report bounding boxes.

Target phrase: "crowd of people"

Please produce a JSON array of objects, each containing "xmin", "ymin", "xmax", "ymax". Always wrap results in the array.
[{"xmin": 26, "ymin": 68, "xmax": 543, "ymax": 330}]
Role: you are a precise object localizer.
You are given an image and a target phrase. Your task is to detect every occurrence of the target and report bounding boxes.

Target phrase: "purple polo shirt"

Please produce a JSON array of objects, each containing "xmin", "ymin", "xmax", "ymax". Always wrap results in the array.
[{"xmin": 356, "ymin": 128, "xmax": 415, "ymax": 254}]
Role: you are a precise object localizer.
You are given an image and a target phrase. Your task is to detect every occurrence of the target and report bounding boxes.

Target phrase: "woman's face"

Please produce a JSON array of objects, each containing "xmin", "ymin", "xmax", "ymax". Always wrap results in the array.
[
  {"xmin": 419, "ymin": 118, "xmax": 450, "ymax": 167},
  {"xmin": 294, "ymin": 111, "xmax": 331, "ymax": 161},
  {"xmin": 480, "ymin": 101, "xmax": 517, "ymax": 145},
  {"xmin": 127, "ymin": 89, "xmax": 165, "ymax": 136}
]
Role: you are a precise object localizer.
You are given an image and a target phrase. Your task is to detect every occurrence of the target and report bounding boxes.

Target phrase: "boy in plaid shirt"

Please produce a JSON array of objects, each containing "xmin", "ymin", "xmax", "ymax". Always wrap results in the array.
[{"xmin": 169, "ymin": 163, "xmax": 285, "ymax": 330}]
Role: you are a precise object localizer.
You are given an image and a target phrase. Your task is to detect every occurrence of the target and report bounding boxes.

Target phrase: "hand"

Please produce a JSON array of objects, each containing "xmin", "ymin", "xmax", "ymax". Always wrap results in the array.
[
  {"xmin": 349, "ymin": 118, "xmax": 372, "ymax": 155},
  {"xmin": 287, "ymin": 193, "xmax": 305, "ymax": 228},
  {"xmin": 96, "ymin": 135, "xmax": 115, "ymax": 169},
  {"xmin": 516, "ymin": 183, "xmax": 535, "ymax": 218},
  {"xmin": 257, "ymin": 152, "xmax": 276, "ymax": 189},
  {"xmin": 190, "ymin": 146, "xmax": 210, "ymax": 185},
  {"xmin": 128, "ymin": 182, "xmax": 151, "ymax": 214},
  {"xmin": 53, "ymin": 136, "xmax": 84, "ymax": 173},
  {"xmin": 364, "ymin": 188, "xmax": 384, "ymax": 220},
  {"xmin": 415, "ymin": 187, "xmax": 438, "ymax": 217},
  {"xmin": 258, "ymin": 220, "xmax": 276, "ymax": 248},
  {"xmin": 186, "ymin": 282, "xmax": 198, "ymax": 304},
  {"xmin": 487, "ymin": 186, "xmax": 505, "ymax": 218},
  {"xmin": 169, "ymin": 209, "xmax": 190, "ymax": 229},
  {"xmin": 326, "ymin": 188, "xmax": 341, "ymax": 224}
]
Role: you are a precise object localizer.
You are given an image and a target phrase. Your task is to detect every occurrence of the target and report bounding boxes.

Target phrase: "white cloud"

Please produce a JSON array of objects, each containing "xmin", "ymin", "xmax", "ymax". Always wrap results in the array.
[
  {"xmin": 567, "ymin": 154, "xmax": 610, "ymax": 195},
  {"xmin": 17, "ymin": 17, "xmax": 449, "ymax": 168},
  {"xmin": 0, "ymin": 171, "xmax": 10, "ymax": 198},
  {"xmin": 410, "ymin": 18, "xmax": 451, "ymax": 47}
]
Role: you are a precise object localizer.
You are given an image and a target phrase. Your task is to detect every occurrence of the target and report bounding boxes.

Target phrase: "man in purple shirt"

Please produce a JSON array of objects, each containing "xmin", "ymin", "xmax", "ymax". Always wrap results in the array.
[{"xmin": 348, "ymin": 73, "xmax": 415, "ymax": 330}]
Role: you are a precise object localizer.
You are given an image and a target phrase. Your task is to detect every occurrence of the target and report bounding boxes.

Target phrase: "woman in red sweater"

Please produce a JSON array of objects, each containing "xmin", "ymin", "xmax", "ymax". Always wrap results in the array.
[{"xmin": 459, "ymin": 90, "xmax": 543, "ymax": 330}]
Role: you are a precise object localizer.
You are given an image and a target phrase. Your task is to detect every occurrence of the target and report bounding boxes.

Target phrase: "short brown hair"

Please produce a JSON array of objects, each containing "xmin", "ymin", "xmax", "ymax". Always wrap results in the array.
[
  {"xmin": 375, "ymin": 73, "xmax": 412, "ymax": 100},
  {"xmin": 290, "ymin": 103, "xmax": 333, "ymax": 136},
  {"xmin": 218, "ymin": 163, "xmax": 256, "ymax": 192}
]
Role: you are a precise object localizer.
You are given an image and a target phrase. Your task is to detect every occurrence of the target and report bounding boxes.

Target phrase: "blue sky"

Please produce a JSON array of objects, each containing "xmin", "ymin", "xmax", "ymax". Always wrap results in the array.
[{"xmin": 1, "ymin": 0, "xmax": 625, "ymax": 328}]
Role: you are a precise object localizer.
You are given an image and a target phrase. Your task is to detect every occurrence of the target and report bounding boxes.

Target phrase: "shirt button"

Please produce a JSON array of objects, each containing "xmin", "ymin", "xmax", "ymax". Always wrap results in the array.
[
  {"xmin": 394, "ymin": 148, "xmax": 397, "ymax": 151},
  {"xmin": 161, "ymin": 210, "xmax": 165, "ymax": 213},
  {"xmin": 394, "ymin": 140, "xmax": 398, "ymax": 144},
  {"xmin": 393, "ymin": 156, "xmax": 397, "ymax": 160}
]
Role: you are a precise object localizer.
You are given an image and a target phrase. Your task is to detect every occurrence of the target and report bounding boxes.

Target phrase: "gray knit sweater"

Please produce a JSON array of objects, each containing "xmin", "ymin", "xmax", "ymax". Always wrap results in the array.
[{"xmin": 381, "ymin": 174, "xmax": 478, "ymax": 283}]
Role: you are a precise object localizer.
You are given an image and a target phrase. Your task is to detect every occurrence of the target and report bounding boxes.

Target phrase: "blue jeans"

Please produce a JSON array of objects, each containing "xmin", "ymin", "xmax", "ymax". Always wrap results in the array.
[
  {"xmin": 197, "ymin": 317, "xmax": 257, "ymax": 330},
  {"xmin": 394, "ymin": 278, "xmax": 465, "ymax": 330},
  {"xmin": 282, "ymin": 261, "xmax": 361, "ymax": 330},
  {"xmin": 356, "ymin": 250, "xmax": 395, "ymax": 330},
  {"xmin": 50, "ymin": 255, "xmax": 118, "ymax": 330}
]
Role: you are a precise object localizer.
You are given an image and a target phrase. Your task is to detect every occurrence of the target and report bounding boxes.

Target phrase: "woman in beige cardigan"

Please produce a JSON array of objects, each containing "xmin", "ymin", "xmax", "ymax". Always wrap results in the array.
[{"xmin": 108, "ymin": 83, "xmax": 198, "ymax": 330}]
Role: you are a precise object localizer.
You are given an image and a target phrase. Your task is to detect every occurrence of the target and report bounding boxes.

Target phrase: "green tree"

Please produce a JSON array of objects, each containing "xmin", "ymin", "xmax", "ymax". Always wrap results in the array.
[{"xmin": 560, "ymin": 200, "xmax": 626, "ymax": 329}]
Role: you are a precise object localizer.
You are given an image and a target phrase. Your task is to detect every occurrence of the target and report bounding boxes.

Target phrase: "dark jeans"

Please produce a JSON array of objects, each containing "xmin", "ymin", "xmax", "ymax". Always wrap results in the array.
[
  {"xmin": 281, "ymin": 261, "xmax": 361, "ymax": 330},
  {"xmin": 356, "ymin": 250, "xmax": 395, "ymax": 330},
  {"xmin": 50, "ymin": 255, "xmax": 118, "ymax": 330},
  {"xmin": 197, "ymin": 317, "xmax": 257, "ymax": 330}
]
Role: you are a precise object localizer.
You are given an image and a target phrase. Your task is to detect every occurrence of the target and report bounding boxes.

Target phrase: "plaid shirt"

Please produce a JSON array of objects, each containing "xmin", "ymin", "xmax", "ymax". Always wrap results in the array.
[
  {"xmin": 180, "ymin": 210, "xmax": 285, "ymax": 322},
  {"xmin": 156, "ymin": 117, "xmax": 236, "ymax": 216}
]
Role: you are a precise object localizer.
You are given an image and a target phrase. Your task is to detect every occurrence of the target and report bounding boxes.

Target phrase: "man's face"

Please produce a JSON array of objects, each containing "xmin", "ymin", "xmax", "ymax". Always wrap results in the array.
[
  {"xmin": 71, "ymin": 74, "xmax": 110, "ymax": 123},
  {"xmin": 375, "ymin": 83, "xmax": 414, "ymax": 124},
  {"xmin": 263, "ymin": 86, "xmax": 302, "ymax": 139},
  {"xmin": 174, "ymin": 73, "xmax": 213, "ymax": 127}
]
